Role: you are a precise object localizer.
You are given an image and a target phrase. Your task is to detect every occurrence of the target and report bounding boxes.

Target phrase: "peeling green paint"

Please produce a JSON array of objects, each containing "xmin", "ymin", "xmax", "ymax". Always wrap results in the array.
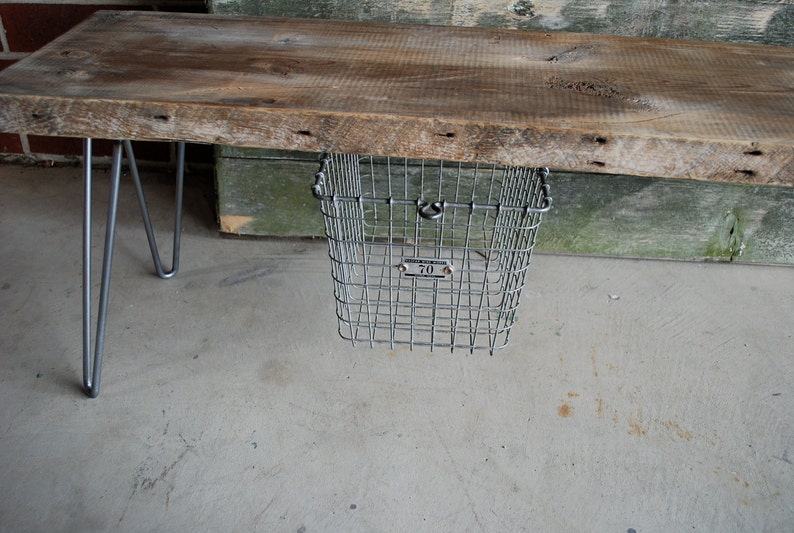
[
  {"xmin": 215, "ymin": 156, "xmax": 794, "ymax": 263},
  {"xmin": 210, "ymin": 0, "xmax": 794, "ymax": 45},
  {"xmin": 705, "ymin": 209, "xmax": 745, "ymax": 261}
]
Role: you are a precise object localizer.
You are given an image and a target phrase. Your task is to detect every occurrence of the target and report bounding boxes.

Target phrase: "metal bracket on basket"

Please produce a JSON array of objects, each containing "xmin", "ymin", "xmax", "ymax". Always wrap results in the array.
[
  {"xmin": 417, "ymin": 200, "xmax": 444, "ymax": 220},
  {"xmin": 311, "ymin": 153, "xmax": 330, "ymax": 200},
  {"xmin": 312, "ymin": 155, "xmax": 447, "ymax": 221}
]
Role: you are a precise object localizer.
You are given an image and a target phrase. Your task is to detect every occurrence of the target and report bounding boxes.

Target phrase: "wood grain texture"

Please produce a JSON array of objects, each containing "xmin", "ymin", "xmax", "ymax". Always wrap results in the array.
[{"xmin": 0, "ymin": 10, "xmax": 792, "ymax": 184}]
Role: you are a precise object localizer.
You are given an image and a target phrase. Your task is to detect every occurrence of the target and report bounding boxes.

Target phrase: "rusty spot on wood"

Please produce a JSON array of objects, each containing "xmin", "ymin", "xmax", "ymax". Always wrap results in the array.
[
  {"xmin": 582, "ymin": 134, "xmax": 608, "ymax": 145},
  {"xmin": 58, "ymin": 49, "xmax": 90, "ymax": 58},
  {"xmin": 546, "ymin": 45, "xmax": 597, "ymax": 64},
  {"xmin": 258, "ymin": 59, "xmax": 300, "ymax": 77},
  {"xmin": 557, "ymin": 403, "xmax": 573, "ymax": 417},
  {"xmin": 546, "ymin": 76, "xmax": 622, "ymax": 98},
  {"xmin": 545, "ymin": 76, "xmax": 653, "ymax": 110},
  {"xmin": 567, "ymin": 391, "xmax": 580, "ymax": 398},
  {"xmin": 743, "ymin": 142, "xmax": 763, "ymax": 156}
]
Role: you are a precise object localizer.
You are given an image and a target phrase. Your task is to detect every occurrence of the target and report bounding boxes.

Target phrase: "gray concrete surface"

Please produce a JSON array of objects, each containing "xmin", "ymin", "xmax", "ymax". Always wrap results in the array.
[{"xmin": 0, "ymin": 163, "xmax": 792, "ymax": 532}]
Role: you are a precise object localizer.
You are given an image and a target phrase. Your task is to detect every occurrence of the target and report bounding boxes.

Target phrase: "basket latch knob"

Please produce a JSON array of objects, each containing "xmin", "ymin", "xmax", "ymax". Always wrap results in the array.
[{"xmin": 417, "ymin": 201, "xmax": 444, "ymax": 220}]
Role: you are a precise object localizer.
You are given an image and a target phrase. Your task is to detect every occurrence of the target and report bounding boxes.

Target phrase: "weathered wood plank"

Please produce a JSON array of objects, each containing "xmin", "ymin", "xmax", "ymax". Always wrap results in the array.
[
  {"xmin": 541, "ymin": 173, "xmax": 794, "ymax": 263},
  {"xmin": 216, "ymin": 156, "xmax": 321, "ymax": 236},
  {"xmin": 0, "ymin": 10, "xmax": 792, "ymax": 183}
]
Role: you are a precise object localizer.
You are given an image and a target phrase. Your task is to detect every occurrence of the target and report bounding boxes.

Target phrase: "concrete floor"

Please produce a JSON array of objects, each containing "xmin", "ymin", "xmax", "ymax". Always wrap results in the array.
[{"xmin": 0, "ymin": 162, "xmax": 792, "ymax": 532}]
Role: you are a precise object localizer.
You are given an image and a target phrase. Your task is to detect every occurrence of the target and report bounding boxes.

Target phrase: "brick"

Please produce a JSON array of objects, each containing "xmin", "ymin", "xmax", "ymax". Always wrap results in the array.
[
  {"xmin": 27, "ymin": 135, "xmax": 113, "ymax": 157},
  {"xmin": 0, "ymin": 4, "xmax": 139, "ymax": 53},
  {"xmin": 0, "ymin": 58, "xmax": 20, "ymax": 71},
  {"xmin": 0, "ymin": 132, "xmax": 24, "ymax": 153},
  {"xmin": 27, "ymin": 135, "xmax": 183, "ymax": 162},
  {"xmin": 127, "ymin": 141, "xmax": 172, "ymax": 162}
]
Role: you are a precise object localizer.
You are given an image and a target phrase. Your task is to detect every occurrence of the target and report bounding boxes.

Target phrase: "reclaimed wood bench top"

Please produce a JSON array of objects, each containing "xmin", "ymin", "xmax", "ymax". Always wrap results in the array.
[{"xmin": 0, "ymin": 10, "xmax": 792, "ymax": 185}]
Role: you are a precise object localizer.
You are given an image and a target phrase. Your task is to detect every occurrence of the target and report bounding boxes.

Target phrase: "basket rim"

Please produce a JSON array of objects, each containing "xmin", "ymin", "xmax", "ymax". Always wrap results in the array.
[{"xmin": 311, "ymin": 152, "xmax": 553, "ymax": 215}]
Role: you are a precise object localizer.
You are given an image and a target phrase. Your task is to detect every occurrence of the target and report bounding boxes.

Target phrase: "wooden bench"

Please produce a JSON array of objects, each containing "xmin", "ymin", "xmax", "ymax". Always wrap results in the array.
[
  {"xmin": 1, "ymin": 10, "xmax": 792, "ymax": 395},
  {"xmin": 2, "ymin": 10, "xmax": 792, "ymax": 182}
]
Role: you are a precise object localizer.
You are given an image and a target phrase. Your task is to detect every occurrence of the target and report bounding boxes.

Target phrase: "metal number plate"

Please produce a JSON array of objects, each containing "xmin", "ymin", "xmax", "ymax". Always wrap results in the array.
[{"xmin": 397, "ymin": 258, "xmax": 453, "ymax": 278}]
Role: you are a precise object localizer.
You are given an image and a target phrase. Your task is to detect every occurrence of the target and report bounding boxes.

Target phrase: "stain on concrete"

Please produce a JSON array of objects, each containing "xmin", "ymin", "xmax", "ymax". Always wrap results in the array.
[
  {"xmin": 259, "ymin": 359, "xmax": 291, "ymax": 386},
  {"xmin": 217, "ymin": 262, "xmax": 282, "ymax": 287},
  {"xmin": 666, "ymin": 420, "xmax": 692, "ymax": 441},
  {"xmin": 627, "ymin": 409, "xmax": 647, "ymax": 437},
  {"xmin": 595, "ymin": 396, "xmax": 604, "ymax": 418}
]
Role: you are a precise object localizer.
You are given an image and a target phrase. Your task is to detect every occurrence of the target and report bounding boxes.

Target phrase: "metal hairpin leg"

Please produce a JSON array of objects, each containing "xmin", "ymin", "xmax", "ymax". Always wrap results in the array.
[
  {"xmin": 125, "ymin": 140, "xmax": 184, "ymax": 279},
  {"xmin": 82, "ymin": 139, "xmax": 186, "ymax": 398}
]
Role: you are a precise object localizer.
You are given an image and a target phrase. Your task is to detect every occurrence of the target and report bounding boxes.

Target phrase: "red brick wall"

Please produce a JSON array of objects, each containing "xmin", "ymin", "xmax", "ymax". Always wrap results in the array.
[{"xmin": 0, "ymin": 1, "xmax": 211, "ymax": 166}]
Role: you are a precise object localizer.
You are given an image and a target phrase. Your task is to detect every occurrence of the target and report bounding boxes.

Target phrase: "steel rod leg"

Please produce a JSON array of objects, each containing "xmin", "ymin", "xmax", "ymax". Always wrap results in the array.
[
  {"xmin": 124, "ymin": 140, "xmax": 184, "ymax": 279},
  {"xmin": 83, "ymin": 139, "xmax": 124, "ymax": 398}
]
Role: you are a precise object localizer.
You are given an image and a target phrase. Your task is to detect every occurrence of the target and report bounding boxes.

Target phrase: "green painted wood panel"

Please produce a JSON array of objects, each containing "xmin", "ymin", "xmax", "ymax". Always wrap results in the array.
[
  {"xmin": 210, "ymin": 0, "xmax": 793, "ymax": 45},
  {"xmin": 216, "ymin": 153, "xmax": 794, "ymax": 263},
  {"xmin": 210, "ymin": 0, "xmax": 794, "ymax": 263}
]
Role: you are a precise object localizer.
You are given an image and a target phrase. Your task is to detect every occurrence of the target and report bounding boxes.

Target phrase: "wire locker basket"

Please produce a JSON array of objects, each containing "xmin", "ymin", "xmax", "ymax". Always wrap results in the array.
[{"xmin": 312, "ymin": 153, "xmax": 552, "ymax": 353}]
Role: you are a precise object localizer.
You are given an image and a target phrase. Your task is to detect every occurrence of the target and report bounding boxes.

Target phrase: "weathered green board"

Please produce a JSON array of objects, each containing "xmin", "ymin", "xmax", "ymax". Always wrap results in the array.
[{"xmin": 210, "ymin": 0, "xmax": 794, "ymax": 264}]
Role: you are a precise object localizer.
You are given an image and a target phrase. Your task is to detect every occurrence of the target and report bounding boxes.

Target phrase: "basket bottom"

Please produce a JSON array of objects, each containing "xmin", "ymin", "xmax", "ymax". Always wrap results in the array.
[{"xmin": 330, "ymin": 241, "xmax": 527, "ymax": 354}]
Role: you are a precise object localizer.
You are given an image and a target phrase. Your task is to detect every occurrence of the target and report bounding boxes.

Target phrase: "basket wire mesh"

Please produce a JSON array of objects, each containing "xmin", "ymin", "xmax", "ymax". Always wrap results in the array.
[{"xmin": 312, "ymin": 153, "xmax": 551, "ymax": 353}]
